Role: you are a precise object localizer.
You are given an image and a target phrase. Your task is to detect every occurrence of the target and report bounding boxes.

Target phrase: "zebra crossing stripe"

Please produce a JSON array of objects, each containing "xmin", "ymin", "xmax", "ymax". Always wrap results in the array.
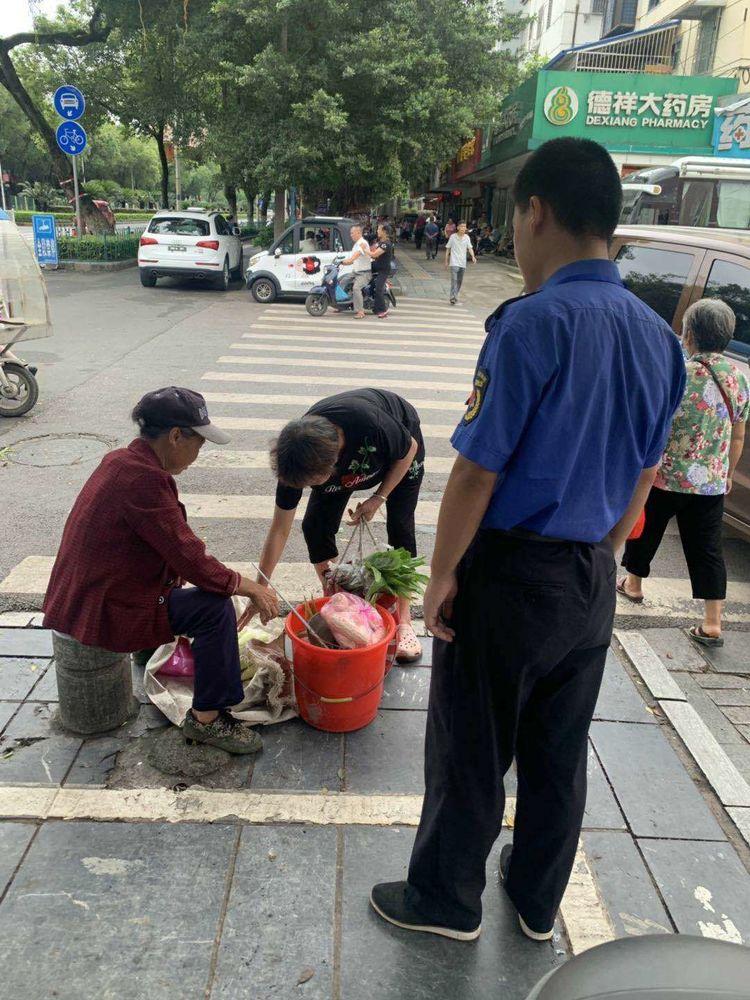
[
  {"xmin": 246, "ymin": 324, "xmax": 484, "ymax": 343},
  {"xmin": 181, "ymin": 494, "xmax": 442, "ymax": 524},
  {"xmin": 229, "ymin": 342, "xmax": 478, "ymax": 361},
  {"xmin": 202, "ymin": 371, "xmax": 464, "ymax": 392},
  {"xmin": 193, "ymin": 450, "xmax": 456, "ymax": 473},
  {"xmin": 254, "ymin": 314, "xmax": 482, "ymax": 331},
  {"xmin": 203, "ymin": 416, "xmax": 456, "ymax": 436},
  {"xmin": 201, "ymin": 391, "xmax": 465, "ymax": 413},
  {"xmin": 217, "ymin": 356, "xmax": 473, "ymax": 376}
]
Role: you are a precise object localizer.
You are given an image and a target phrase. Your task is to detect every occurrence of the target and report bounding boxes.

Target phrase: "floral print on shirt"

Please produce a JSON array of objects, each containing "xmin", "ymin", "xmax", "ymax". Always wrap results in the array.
[{"xmin": 656, "ymin": 352, "xmax": 750, "ymax": 496}]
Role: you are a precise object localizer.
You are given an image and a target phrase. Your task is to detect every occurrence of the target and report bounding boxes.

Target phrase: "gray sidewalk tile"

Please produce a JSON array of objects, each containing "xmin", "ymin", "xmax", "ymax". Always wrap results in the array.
[
  {"xmin": 0, "ymin": 820, "xmax": 236, "ymax": 1000},
  {"xmin": 212, "ymin": 825, "xmax": 335, "ymax": 998},
  {"xmin": 345, "ymin": 710, "xmax": 426, "ymax": 794},
  {"xmin": 697, "ymin": 674, "xmax": 750, "ymax": 689},
  {"xmin": 250, "ymin": 719, "xmax": 343, "ymax": 791},
  {"xmin": 4, "ymin": 701, "xmax": 60, "ymax": 739},
  {"xmin": 0, "ymin": 657, "xmax": 50, "ymax": 701},
  {"xmin": 639, "ymin": 839, "xmax": 750, "ymax": 940},
  {"xmin": 0, "ymin": 822, "xmax": 35, "ymax": 895},
  {"xmin": 27, "ymin": 664, "xmax": 58, "ymax": 701},
  {"xmin": 381, "ymin": 666, "xmax": 430, "ymax": 711},
  {"xmin": 594, "ymin": 651, "xmax": 656, "ymax": 724},
  {"xmin": 64, "ymin": 736, "xmax": 125, "ymax": 786},
  {"xmin": 582, "ymin": 832, "xmax": 672, "ymax": 938},
  {"xmin": 698, "ymin": 636, "xmax": 750, "ymax": 675},
  {"xmin": 677, "ymin": 673, "xmax": 746, "ymax": 745},
  {"xmin": 709, "ymin": 689, "xmax": 750, "ymax": 707},
  {"xmin": 340, "ymin": 826, "xmax": 562, "ymax": 1000},
  {"xmin": 643, "ymin": 628, "xmax": 707, "ymax": 673},
  {"xmin": 590, "ymin": 721, "xmax": 725, "ymax": 841},
  {"xmin": 721, "ymin": 743, "xmax": 750, "ymax": 782},
  {"xmin": 724, "ymin": 706, "xmax": 750, "ymax": 726},
  {"xmin": 0, "ymin": 702, "xmax": 19, "ymax": 733},
  {"xmin": 0, "ymin": 628, "xmax": 53, "ymax": 658},
  {"xmin": 584, "ymin": 745, "xmax": 626, "ymax": 830},
  {"xmin": 615, "ymin": 632, "xmax": 686, "ymax": 701},
  {"xmin": 0, "ymin": 735, "xmax": 82, "ymax": 785}
]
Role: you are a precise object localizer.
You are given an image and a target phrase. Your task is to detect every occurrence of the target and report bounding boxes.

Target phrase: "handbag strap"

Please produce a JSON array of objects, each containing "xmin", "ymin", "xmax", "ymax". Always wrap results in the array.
[{"xmin": 697, "ymin": 359, "xmax": 735, "ymax": 424}]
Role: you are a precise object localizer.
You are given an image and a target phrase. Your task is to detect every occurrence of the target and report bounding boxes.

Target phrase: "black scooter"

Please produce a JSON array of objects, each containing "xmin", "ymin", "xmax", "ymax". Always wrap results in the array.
[{"xmin": 305, "ymin": 257, "xmax": 397, "ymax": 317}]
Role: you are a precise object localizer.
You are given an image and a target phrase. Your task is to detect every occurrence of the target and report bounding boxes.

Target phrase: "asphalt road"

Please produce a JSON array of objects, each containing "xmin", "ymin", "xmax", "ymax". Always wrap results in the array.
[{"xmin": 2, "ymin": 253, "xmax": 750, "ymax": 624}]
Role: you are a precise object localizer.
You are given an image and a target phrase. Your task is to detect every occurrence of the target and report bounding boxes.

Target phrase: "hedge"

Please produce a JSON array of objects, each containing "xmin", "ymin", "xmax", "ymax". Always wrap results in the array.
[
  {"xmin": 56, "ymin": 234, "xmax": 140, "ymax": 262},
  {"xmin": 13, "ymin": 209, "xmax": 158, "ymax": 226}
]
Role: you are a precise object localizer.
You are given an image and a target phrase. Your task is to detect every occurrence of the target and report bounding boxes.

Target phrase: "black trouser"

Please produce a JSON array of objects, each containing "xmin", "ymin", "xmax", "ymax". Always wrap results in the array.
[
  {"xmin": 302, "ymin": 435, "xmax": 425, "ymax": 564},
  {"xmin": 167, "ymin": 587, "xmax": 243, "ymax": 712},
  {"xmin": 622, "ymin": 486, "xmax": 727, "ymax": 600},
  {"xmin": 425, "ymin": 236, "xmax": 438, "ymax": 259},
  {"xmin": 415, "ymin": 230, "xmax": 424, "ymax": 250},
  {"xmin": 373, "ymin": 270, "xmax": 389, "ymax": 314},
  {"xmin": 406, "ymin": 530, "xmax": 616, "ymax": 932}
]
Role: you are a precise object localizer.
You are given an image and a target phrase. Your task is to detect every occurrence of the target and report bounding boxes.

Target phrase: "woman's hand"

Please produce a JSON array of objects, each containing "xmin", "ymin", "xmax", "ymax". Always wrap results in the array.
[
  {"xmin": 347, "ymin": 495, "xmax": 384, "ymax": 525},
  {"xmin": 423, "ymin": 572, "xmax": 458, "ymax": 642},
  {"xmin": 237, "ymin": 582, "xmax": 279, "ymax": 629}
]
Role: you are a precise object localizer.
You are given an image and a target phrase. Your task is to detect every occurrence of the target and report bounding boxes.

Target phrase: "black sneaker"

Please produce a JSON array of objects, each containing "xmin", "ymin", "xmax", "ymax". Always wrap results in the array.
[
  {"xmin": 370, "ymin": 881, "xmax": 480, "ymax": 942},
  {"xmin": 182, "ymin": 709, "xmax": 262, "ymax": 755},
  {"xmin": 498, "ymin": 845, "xmax": 554, "ymax": 941}
]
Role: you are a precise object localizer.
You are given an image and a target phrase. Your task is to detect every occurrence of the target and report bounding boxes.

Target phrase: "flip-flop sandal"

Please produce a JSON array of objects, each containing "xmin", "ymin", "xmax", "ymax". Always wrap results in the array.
[
  {"xmin": 616, "ymin": 578, "xmax": 644, "ymax": 604},
  {"xmin": 396, "ymin": 624, "xmax": 423, "ymax": 664},
  {"xmin": 687, "ymin": 625, "xmax": 724, "ymax": 647}
]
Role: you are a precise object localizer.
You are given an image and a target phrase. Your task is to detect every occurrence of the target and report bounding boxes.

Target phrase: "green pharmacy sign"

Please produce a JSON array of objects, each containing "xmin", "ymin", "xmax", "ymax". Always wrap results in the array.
[{"xmin": 533, "ymin": 70, "xmax": 738, "ymax": 154}]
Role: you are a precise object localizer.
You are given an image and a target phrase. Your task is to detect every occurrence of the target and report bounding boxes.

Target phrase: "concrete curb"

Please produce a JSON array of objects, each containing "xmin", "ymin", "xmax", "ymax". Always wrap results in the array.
[{"xmin": 58, "ymin": 259, "xmax": 137, "ymax": 273}]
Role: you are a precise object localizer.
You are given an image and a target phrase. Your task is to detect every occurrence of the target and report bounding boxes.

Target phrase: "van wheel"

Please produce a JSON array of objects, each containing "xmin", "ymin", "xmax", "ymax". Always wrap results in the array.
[
  {"xmin": 251, "ymin": 277, "xmax": 277, "ymax": 303},
  {"xmin": 140, "ymin": 270, "xmax": 157, "ymax": 288}
]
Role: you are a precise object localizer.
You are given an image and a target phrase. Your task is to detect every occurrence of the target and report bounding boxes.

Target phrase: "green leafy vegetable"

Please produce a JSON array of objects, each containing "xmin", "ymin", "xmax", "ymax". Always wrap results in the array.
[{"xmin": 363, "ymin": 549, "xmax": 429, "ymax": 603}]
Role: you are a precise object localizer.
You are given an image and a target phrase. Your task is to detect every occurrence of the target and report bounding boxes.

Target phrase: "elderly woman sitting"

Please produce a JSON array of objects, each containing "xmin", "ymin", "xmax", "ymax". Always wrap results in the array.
[
  {"xmin": 43, "ymin": 387, "xmax": 278, "ymax": 752},
  {"xmin": 618, "ymin": 299, "xmax": 750, "ymax": 646}
]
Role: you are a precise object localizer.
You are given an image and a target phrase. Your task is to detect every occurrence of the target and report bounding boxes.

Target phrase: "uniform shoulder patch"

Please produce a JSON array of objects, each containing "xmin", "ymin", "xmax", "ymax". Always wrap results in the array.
[{"xmin": 462, "ymin": 368, "xmax": 490, "ymax": 424}]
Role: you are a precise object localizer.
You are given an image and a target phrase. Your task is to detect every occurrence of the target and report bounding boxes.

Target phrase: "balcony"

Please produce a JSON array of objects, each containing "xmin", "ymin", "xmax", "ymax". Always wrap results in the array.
[
  {"xmin": 546, "ymin": 20, "xmax": 680, "ymax": 72},
  {"xmin": 638, "ymin": 0, "xmax": 725, "ymax": 31}
]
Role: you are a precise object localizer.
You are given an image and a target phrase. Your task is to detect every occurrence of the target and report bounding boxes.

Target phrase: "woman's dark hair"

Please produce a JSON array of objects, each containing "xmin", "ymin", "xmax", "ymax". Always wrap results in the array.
[
  {"xmin": 270, "ymin": 415, "xmax": 340, "ymax": 487},
  {"xmin": 683, "ymin": 299, "xmax": 736, "ymax": 353},
  {"xmin": 379, "ymin": 222, "xmax": 393, "ymax": 239},
  {"xmin": 512, "ymin": 138, "xmax": 621, "ymax": 240},
  {"xmin": 131, "ymin": 402, "xmax": 197, "ymax": 441}
]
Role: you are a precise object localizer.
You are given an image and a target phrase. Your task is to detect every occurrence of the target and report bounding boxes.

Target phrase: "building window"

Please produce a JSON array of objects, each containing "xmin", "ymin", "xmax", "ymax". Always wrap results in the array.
[
  {"xmin": 694, "ymin": 10, "xmax": 721, "ymax": 75},
  {"xmin": 647, "ymin": 0, "xmax": 659, "ymax": 9},
  {"xmin": 537, "ymin": 7, "xmax": 544, "ymax": 36},
  {"xmin": 547, "ymin": 0, "xmax": 553, "ymax": 27},
  {"xmin": 592, "ymin": 0, "xmax": 606, "ymax": 13}
]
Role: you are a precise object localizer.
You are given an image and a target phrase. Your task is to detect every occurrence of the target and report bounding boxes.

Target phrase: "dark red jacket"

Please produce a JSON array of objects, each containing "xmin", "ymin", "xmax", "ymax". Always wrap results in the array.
[{"xmin": 43, "ymin": 438, "xmax": 240, "ymax": 652}]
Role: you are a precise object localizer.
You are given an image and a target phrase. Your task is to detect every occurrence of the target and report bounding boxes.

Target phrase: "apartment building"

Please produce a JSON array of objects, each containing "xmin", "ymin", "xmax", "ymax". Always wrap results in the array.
[
  {"xmin": 637, "ymin": 0, "xmax": 750, "ymax": 81},
  {"xmin": 518, "ymin": 0, "xmax": 607, "ymax": 60}
]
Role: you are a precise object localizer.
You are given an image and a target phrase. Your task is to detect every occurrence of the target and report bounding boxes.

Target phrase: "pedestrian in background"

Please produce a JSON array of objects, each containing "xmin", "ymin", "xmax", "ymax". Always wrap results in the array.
[
  {"xmin": 369, "ymin": 222, "xmax": 394, "ymax": 319},
  {"xmin": 619, "ymin": 298, "xmax": 749, "ymax": 647},
  {"xmin": 414, "ymin": 214, "xmax": 426, "ymax": 251},
  {"xmin": 444, "ymin": 217, "xmax": 456, "ymax": 243},
  {"xmin": 370, "ymin": 137, "xmax": 686, "ymax": 945},
  {"xmin": 424, "ymin": 217, "xmax": 440, "ymax": 260},
  {"xmin": 341, "ymin": 224, "xmax": 372, "ymax": 319},
  {"xmin": 445, "ymin": 220, "xmax": 476, "ymax": 305}
]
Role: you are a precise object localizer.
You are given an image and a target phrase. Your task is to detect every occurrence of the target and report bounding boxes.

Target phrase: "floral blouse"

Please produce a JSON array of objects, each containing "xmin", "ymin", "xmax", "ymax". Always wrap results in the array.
[{"xmin": 656, "ymin": 352, "xmax": 750, "ymax": 496}]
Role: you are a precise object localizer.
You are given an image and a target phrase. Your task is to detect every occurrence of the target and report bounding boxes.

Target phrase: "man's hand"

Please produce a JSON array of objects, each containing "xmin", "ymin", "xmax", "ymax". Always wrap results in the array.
[
  {"xmin": 423, "ymin": 572, "xmax": 458, "ymax": 642},
  {"xmin": 237, "ymin": 583, "xmax": 279, "ymax": 629},
  {"xmin": 347, "ymin": 495, "xmax": 384, "ymax": 525}
]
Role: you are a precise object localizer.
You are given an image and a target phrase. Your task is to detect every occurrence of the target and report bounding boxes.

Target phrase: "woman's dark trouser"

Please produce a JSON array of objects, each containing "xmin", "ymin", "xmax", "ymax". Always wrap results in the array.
[
  {"xmin": 622, "ymin": 486, "xmax": 727, "ymax": 600},
  {"xmin": 373, "ymin": 270, "xmax": 389, "ymax": 314},
  {"xmin": 425, "ymin": 236, "xmax": 438, "ymax": 259},
  {"xmin": 167, "ymin": 587, "xmax": 244, "ymax": 712},
  {"xmin": 302, "ymin": 437, "xmax": 425, "ymax": 564},
  {"xmin": 405, "ymin": 531, "xmax": 616, "ymax": 933},
  {"xmin": 415, "ymin": 231, "xmax": 424, "ymax": 250}
]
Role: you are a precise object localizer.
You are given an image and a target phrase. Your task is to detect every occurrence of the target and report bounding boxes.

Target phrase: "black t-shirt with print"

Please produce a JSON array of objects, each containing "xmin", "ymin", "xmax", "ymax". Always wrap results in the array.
[
  {"xmin": 275, "ymin": 389, "xmax": 420, "ymax": 510},
  {"xmin": 371, "ymin": 239, "xmax": 394, "ymax": 273}
]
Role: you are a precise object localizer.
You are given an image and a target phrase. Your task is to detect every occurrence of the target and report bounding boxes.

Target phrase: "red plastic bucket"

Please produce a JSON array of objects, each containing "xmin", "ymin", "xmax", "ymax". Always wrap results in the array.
[{"xmin": 285, "ymin": 596, "xmax": 397, "ymax": 732}]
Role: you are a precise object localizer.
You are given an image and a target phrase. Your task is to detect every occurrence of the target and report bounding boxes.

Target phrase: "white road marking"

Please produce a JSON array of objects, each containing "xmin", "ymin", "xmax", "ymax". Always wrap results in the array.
[
  {"xmin": 264, "ymin": 302, "xmax": 473, "ymax": 316},
  {"xmin": 247, "ymin": 323, "xmax": 485, "ymax": 343},
  {"xmin": 201, "ymin": 391, "xmax": 465, "ymax": 412},
  {"xmin": 217, "ymin": 356, "xmax": 473, "ymax": 375},
  {"xmin": 208, "ymin": 416, "xmax": 456, "ymax": 437},
  {"xmin": 194, "ymin": 449, "xmax": 455, "ymax": 474},
  {"xmin": 182, "ymin": 494, "xmax": 442, "ymax": 524},
  {"xmin": 560, "ymin": 840, "xmax": 616, "ymax": 954},
  {"xmin": 255, "ymin": 315, "xmax": 482, "ymax": 331},
  {"xmin": 230, "ymin": 342, "xmax": 478, "ymax": 361},
  {"xmin": 202, "ymin": 371, "xmax": 465, "ymax": 392},
  {"xmin": 615, "ymin": 631, "xmax": 686, "ymax": 702}
]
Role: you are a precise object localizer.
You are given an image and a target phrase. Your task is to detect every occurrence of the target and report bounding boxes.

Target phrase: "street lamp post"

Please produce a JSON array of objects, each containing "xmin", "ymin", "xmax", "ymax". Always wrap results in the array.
[{"xmin": 0, "ymin": 158, "xmax": 7, "ymax": 212}]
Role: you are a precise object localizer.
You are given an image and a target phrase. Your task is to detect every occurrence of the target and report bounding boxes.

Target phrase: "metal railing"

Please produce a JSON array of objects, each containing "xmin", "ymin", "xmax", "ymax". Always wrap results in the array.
[{"xmin": 553, "ymin": 22, "xmax": 679, "ymax": 73}]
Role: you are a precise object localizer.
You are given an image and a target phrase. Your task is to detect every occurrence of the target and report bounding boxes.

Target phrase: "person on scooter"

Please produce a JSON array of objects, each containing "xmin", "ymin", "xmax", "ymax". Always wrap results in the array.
[
  {"xmin": 341, "ymin": 224, "xmax": 372, "ymax": 319},
  {"xmin": 258, "ymin": 388, "xmax": 425, "ymax": 663},
  {"xmin": 369, "ymin": 223, "xmax": 394, "ymax": 319},
  {"xmin": 43, "ymin": 387, "xmax": 279, "ymax": 754}
]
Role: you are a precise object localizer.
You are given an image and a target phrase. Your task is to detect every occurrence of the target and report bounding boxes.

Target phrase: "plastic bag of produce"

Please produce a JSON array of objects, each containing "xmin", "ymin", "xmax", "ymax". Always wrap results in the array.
[
  {"xmin": 157, "ymin": 636, "xmax": 195, "ymax": 677},
  {"xmin": 320, "ymin": 592, "xmax": 387, "ymax": 649}
]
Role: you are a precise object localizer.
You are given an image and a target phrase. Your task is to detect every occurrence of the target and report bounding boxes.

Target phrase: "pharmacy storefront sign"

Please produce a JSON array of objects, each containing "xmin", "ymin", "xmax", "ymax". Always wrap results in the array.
[{"xmin": 533, "ymin": 71, "xmax": 737, "ymax": 154}]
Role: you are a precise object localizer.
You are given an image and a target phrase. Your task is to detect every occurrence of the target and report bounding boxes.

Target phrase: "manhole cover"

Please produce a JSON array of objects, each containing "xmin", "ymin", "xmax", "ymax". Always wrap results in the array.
[{"xmin": 7, "ymin": 433, "xmax": 114, "ymax": 468}]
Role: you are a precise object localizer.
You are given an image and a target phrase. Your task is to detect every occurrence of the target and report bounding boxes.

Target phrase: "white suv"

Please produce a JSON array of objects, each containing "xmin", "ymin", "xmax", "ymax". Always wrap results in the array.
[{"xmin": 138, "ymin": 209, "xmax": 243, "ymax": 290}]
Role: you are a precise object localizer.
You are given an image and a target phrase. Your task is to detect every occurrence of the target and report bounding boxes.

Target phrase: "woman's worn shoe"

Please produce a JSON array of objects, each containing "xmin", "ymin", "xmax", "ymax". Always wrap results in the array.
[
  {"xmin": 182, "ymin": 709, "xmax": 262, "ymax": 754},
  {"xmin": 396, "ymin": 624, "xmax": 422, "ymax": 663},
  {"xmin": 370, "ymin": 881, "xmax": 481, "ymax": 941},
  {"xmin": 687, "ymin": 625, "xmax": 724, "ymax": 647}
]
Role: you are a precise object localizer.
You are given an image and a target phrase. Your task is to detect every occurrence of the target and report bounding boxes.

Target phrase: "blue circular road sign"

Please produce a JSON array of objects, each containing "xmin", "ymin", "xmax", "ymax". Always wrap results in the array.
[
  {"xmin": 56, "ymin": 120, "xmax": 87, "ymax": 156},
  {"xmin": 53, "ymin": 85, "xmax": 85, "ymax": 121}
]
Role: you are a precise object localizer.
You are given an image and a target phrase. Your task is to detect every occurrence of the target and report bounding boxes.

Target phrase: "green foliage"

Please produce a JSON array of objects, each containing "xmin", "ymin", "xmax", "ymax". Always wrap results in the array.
[
  {"xmin": 363, "ymin": 549, "xmax": 429, "ymax": 603},
  {"xmin": 57, "ymin": 233, "xmax": 140, "ymax": 262},
  {"xmin": 12, "ymin": 209, "xmax": 153, "ymax": 225}
]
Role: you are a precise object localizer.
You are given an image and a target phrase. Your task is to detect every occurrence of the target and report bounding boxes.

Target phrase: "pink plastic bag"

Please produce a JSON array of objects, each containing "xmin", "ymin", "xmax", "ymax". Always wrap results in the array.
[
  {"xmin": 320, "ymin": 592, "xmax": 387, "ymax": 649},
  {"xmin": 157, "ymin": 636, "xmax": 195, "ymax": 677}
]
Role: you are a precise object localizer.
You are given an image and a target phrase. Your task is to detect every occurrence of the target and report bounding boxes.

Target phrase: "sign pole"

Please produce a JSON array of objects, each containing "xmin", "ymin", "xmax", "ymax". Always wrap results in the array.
[
  {"xmin": 71, "ymin": 153, "xmax": 82, "ymax": 237},
  {"xmin": 0, "ymin": 157, "xmax": 6, "ymax": 211}
]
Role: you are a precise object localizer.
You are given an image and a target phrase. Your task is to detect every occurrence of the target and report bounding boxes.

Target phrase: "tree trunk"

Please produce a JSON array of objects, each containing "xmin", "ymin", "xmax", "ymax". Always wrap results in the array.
[
  {"xmin": 261, "ymin": 190, "xmax": 270, "ymax": 223},
  {"xmin": 242, "ymin": 188, "xmax": 256, "ymax": 223},
  {"xmin": 154, "ymin": 126, "xmax": 170, "ymax": 209},
  {"xmin": 273, "ymin": 186, "xmax": 286, "ymax": 240},
  {"xmin": 0, "ymin": 46, "xmax": 113, "ymax": 233},
  {"xmin": 223, "ymin": 180, "xmax": 237, "ymax": 219}
]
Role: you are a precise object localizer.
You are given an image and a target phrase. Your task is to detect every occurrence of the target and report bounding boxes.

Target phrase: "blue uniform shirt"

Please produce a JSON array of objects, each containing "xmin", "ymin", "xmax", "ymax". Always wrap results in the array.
[{"xmin": 451, "ymin": 259, "xmax": 686, "ymax": 542}]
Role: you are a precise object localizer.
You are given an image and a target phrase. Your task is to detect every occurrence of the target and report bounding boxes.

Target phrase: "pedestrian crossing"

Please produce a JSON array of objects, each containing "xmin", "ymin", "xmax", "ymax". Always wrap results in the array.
[{"xmin": 0, "ymin": 297, "xmax": 468, "ymax": 606}]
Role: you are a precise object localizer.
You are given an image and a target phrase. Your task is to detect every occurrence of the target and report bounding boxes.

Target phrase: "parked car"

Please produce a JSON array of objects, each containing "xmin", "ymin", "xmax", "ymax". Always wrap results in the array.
[
  {"xmin": 611, "ymin": 225, "xmax": 750, "ymax": 537},
  {"xmin": 245, "ymin": 216, "xmax": 357, "ymax": 303},
  {"xmin": 137, "ymin": 208, "xmax": 242, "ymax": 290}
]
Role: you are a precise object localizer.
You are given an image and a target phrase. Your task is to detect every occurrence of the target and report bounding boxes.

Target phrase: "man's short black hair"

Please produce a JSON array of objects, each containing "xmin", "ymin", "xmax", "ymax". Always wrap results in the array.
[
  {"xmin": 270, "ymin": 415, "xmax": 340, "ymax": 488},
  {"xmin": 512, "ymin": 138, "xmax": 622, "ymax": 240}
]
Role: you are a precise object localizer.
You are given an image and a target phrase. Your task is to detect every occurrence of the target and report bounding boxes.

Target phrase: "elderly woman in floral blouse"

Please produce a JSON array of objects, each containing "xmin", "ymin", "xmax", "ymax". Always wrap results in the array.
[{"xmin": 618, "ymin": 299, "xmax": 749, "ymax": 646}]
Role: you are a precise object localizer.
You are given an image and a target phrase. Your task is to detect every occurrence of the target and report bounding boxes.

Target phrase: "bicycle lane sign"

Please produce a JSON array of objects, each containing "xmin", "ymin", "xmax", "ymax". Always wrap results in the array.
[
  {"xmin": 32, "ymin": 213, "xmax": 58, "ymax": 265},
  {"xmin": 55, "ymin": 120, "xmax": 87, "ymax": 156}
]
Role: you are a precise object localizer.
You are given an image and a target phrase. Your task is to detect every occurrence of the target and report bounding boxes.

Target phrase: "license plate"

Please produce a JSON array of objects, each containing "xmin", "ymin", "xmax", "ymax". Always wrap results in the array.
[{"xmin": 168, "ymin": 245, "xmax": 187, "ymax": 252}]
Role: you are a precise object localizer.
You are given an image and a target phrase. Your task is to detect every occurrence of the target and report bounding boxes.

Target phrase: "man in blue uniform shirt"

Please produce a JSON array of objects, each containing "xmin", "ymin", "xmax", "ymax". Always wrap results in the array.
[{"xmin": 370, "ymin": 138, "xmax": 686, "ymax": 942}]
